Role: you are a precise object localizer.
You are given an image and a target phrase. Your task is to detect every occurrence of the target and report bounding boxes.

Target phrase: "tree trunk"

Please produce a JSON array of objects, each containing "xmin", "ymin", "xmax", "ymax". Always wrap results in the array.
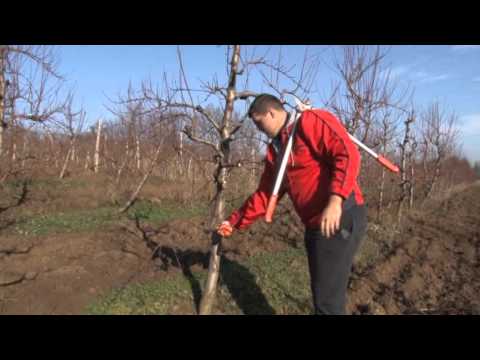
[
  {"xmin": 178, "ymin": 126, "xmax": 184, "ymax": 178},
  {"xmin": 0, "ymin": 46, "xmax": 6, "ymax": 158},
  {"xmin": 0, "ymin": 124, "xmax": 4, "ymax": 159},
  {"xmin": 12, "ymin": 142, "xmax": 16, "ymax": 162},
  {"xmin": 22, "ymin": 135, "xmax": 28, "ymax": 168},
  {"xmin": 59, "ymin": 147, "xmax": 72, "ymax": 179},
  {"xmin": 376, "ymin": 139, "xmax": 387, "ymax": 221},
  {"xmin": 119, "ymin": 144, "xmax": 162, "ymax": 213},
  {"xmin": 115, "ymin": 153, "xmax": 130, "ymax": 186},
  {"xmin": 59, "ymin": 139, "xmax": 75, "ymax": 179},
  {"xmin": 191, "ymin": 157, "xmax": 196, "ymax": 200},
  {"xmin": 421, "ymin": 142, "xmax": 429, "ymax": 195},
  {"xmin": 409, "ymin": 162, "xmax": 415, "ymax": 209},
  {"xmin": 199, "ymin": 161, "xmax": 228, "ymax": 315},
  {"xmin": 250, "ymin": 146, "xmax": 256, "ymax": 191},
  {"xmin": 198, "ymin": 45, "xmax": 240, "ymax": 315},
  {"xmin": 397, "ymin": 116, "xmax": 414, "ymax": 222},
  {"xmin": 94, "ymin": 119, "xmax": 102, "ymax": 173},
  {"xmin": 85, "ymin": 151, "xmax": 91, "ymax": 170},
  {"xmin": 425, "ymin": 162, "xmax": 440, "ymax": 200},
  {"xmin": 135, "ymin": 134, "xmax": 141, "ymax": 171},
  {"xmin": 103, "ymin": 132, "xmax": 108, "ymax": 164},
  {"xmin": 377, "ymin": 167, "xmax": 386, "ymax": 221}
]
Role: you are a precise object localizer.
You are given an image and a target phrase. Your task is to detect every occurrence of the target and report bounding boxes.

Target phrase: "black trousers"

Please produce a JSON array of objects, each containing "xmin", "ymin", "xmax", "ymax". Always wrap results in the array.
[{"xmin": 304, "ymin": 197, "xmax": 367, "ymax": 315}]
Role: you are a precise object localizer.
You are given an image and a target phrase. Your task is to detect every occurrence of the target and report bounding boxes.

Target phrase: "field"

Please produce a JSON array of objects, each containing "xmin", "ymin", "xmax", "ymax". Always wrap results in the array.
[{"xmin": 1, "ymin": 175, "xmax": 479, "ymax": 315}]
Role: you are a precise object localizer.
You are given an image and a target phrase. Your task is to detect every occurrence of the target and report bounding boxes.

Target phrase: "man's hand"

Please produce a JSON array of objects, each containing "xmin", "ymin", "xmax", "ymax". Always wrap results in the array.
[
  {"xmin": 318, "ymin": 195, "xmax": 343, "ymax": 238},
  {"xmin": 217, "ymin": 221, "xmax": 233, "ymax": 238}
]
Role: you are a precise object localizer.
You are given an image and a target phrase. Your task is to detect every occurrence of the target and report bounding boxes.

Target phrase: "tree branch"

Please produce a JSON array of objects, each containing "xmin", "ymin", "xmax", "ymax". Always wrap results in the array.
[
  {"xmin": 166, "ymin": 103, "xmax": 221, "ymax": 133},
  {"xmin": 235, "ymin": 90, "xmax": 257, "ymax": 100},
  {"xmin": 182, "ymin": 127, "xmax": 221, "ymax": 155}
]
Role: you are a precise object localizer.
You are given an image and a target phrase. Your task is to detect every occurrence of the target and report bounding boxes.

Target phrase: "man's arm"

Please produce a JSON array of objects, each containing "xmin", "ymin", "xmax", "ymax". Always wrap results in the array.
[{"xmin": 226, "ymin": 147, "xmax": 287, "ymax": 231}]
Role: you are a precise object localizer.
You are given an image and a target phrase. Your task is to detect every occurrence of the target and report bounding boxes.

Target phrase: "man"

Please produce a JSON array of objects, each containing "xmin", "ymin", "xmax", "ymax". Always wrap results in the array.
[{"xmin": 217, "ymin": 94, "xmax": 367, "ymax": 315}]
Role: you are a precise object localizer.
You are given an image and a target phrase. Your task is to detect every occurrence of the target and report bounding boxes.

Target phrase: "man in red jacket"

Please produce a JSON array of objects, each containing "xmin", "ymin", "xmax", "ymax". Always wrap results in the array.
[{"xmin": 217, "ymin": 94, "xmax": 367, "ymax": 315}]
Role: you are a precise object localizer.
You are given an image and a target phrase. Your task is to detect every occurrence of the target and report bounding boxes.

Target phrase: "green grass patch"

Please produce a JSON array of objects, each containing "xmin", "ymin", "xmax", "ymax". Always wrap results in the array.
[
  {"xmin": 86, "ymin": 247, "xmax": 313, "ymax": 315},
  {"xmin": 127, "ymin": 199, "xmax": 207, "ymax": 223},
  {"xmin": 13, "ymin": 207, "xmax": 117, "ymax": 236},
  {"xmin": 85, "ymin": 275, "xmax": 204, "ymax": 315},
  {"xmin": 12, "ymin": 199, "xmax": 208, "ymax": 236}
]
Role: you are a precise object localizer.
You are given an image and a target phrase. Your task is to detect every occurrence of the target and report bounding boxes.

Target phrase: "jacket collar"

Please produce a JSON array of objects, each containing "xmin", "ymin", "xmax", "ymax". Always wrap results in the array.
[{"xmin": 279, "ymin": 110, "xmax": 298, "ymax": 137}]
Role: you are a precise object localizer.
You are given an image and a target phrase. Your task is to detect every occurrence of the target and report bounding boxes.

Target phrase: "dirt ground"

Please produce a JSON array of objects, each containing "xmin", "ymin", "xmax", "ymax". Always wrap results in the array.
[
  {"xmin": 1, "ymin": 180, "xmax": 479, "ymax": 315},
  {"xmin": 347, "ymin": 182, "xmax": 480, "ymax": 315},
  {"xmin": 0, "ymin": 210, "xmax": 294, "ymax": 314}
]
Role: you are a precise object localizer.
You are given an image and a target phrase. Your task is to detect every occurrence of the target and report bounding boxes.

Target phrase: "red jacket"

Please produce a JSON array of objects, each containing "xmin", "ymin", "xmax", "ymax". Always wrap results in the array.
[{"xmin": 227, "ymin": 109, "xmax": 364, "ymax": 230}]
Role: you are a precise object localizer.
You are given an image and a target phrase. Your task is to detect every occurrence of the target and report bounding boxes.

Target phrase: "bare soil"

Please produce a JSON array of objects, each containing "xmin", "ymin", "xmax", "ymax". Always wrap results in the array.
[{"xmin": 1, "ymin": 177, "xmax": 479, "ymax": 315}]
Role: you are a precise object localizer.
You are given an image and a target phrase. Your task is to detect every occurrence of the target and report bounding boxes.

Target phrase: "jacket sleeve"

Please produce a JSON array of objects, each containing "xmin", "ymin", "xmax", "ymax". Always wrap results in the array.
[
  {"xmin": 226, "ymin": 145, "xmax": 287, "ymax": 230},
  {"xmin": 299, "ymin": 110, "xmax": 361, "ymax": 200}
]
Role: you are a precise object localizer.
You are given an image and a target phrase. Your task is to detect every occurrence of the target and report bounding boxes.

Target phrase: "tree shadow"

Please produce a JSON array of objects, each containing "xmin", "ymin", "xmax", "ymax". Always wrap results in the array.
[
  {"xmin": 129, "ymin": 216, "xmax": 276, "ymax": 314},
  {"xmin": 153, "ymin": 245, "xmax": 276, "ymax": 315},
  {"xmin": 0, "ymin": 180, "xmax": 29, "ymax": 233},
  {"xmin": 154, "ymin": 246, "xmax": 206, "ymax": 314},
  {"xmin": 0, "ymin": 179, "xmax": 29, "ymax": 215},
  {"xmin": 0, "ymin": 219, "xmax": 16, "ymax": 232},
  {"xmin": 219, "ymin": 255, "xmax": 276, "ymax": 315}
]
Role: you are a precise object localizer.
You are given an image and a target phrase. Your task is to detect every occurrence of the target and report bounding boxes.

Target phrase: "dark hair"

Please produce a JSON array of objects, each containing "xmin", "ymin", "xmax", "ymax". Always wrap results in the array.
[{"xmin": 248, "ymin": 93, "xmax": 284, "ymax": 118}]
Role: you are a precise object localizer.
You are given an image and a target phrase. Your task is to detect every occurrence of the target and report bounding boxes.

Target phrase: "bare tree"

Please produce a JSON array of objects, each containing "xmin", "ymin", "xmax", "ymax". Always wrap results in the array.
[
  {"xmin": 118, "ymin": 142, "xmax": 164, "ymax": 213},
  {"xmin": 0, "ymin": 46, "xmax": 6, "ymax": 158},
  {"xmin": 119, "ymin": 45, "xmax": 320, "ymax": 314},
  {"xmin": 104, "ymin": 84, "xmax": 183, "ymax": 209},
  {"xmin": 419, "ymin": 102, "xmax": 460, "ymax": 200},
  {"xmin": 55, "ymin": 92, "xmax": 85, "ymax": 179},
  {"xmin": 0, "ymin": 45, "xmax": 65, "ymax": 158},
  {"xmin": 190, "ymin": 45, "xmax": 242, "ymax": 314},
  {"xmin": 323, "ymin": 46, "xmax": 410, "ymax": 144},
  {"xmin": 397, "ymin": 111, "xmax": 415, "ymax": 221},
  {"xmin": 374, "ymin": 107, "xmax": 400, "ymax": 221},
  {"xmin": 408, "ymin": 137, "xmax": 418, "ymax": 209},
  {"xmin": 320, "ymin": 46, "xmax": 415, "ymax": 223}
]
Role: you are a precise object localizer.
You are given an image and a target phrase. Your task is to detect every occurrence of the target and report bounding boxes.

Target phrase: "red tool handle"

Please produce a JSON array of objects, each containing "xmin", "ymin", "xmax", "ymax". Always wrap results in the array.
[
  {"xmin": 265, "ymin": 195, "xmax": 279, "ymax": 223},
  {"xmin": 377, "ymin": 155, "xmax": 400, "ymax": 173}
]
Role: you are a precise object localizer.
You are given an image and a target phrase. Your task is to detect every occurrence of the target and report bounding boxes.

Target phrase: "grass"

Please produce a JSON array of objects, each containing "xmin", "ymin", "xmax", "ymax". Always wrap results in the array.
[
  {"xmin": 86, "ymin": 275, "xmax": 202, "ymax": 315},
  {"xmin": 86, "ymin": 247, "xmax": 313, "ymax": 315},
  {"xmin": 85, "ymin": 222, "xmax": 388, "ymax": 315},
  {"xmin": 5, "ymin": 177, "xmax": 88, "ymax": 192},
  {"xmin": 12, "ymin": 199, "xmax": 208, "ymax": 237},
  {"xmin": 13, "ymin": 207, "xmax": 116, "ymax": 236},
  {"xmin": 127, "ymin": 199, "xmax": 207, "ymax": 223}
]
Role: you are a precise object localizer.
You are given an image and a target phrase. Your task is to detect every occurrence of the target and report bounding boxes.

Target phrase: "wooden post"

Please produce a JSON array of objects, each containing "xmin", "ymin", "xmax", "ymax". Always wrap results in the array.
[{"xmin": 94, "ymin": 119, "xmax": 103, "ymax": 173}]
